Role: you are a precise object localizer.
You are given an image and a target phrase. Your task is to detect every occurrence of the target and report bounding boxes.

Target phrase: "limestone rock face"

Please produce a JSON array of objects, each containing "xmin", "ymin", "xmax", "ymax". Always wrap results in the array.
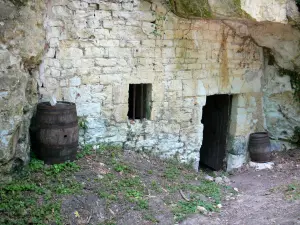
[
  {"xmin": 241, "ymin": 0, "xmax": 288, "ymax": 23},
  {"xmin": 222, "ymin": 20, "xmax": 300, "ymax": 70},
  {"xmin": 0, "ymin": 0, "xmax": 45, "ymax": 181},
  {"xmin": 1, "ymin": 0, "xmax": 300, "ymax": 176},
  {"xmin": 262, "ymin": 62, "xmax": 300, "ymax": 150},
  {"xmin": 169, "ymin": 0, "xmax": 300, "ymax": 70}
]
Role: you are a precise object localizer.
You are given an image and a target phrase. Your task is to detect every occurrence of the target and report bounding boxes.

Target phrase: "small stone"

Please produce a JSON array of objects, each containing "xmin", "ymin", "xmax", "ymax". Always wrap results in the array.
[
  {"xmin": 204, "ymin": 174, "xmax": 214, "ymax": 181},
  {"xmin": 217, "ymin": 204, "xmax": 222, "ymax": 209},
  {"xmin": 214, "ymin": 177, "xmax": 223, "ymax": 184},
  {"xmin": 222, "ymin": 176, "xmax": 231, "ymax": 183},
  {"xmin": 249, "ymin": 161, "xmax": 274, "ymax": 170},
  {"xmin": 197, "ymin": 206, "xmax": 207, "ymax": 214}
]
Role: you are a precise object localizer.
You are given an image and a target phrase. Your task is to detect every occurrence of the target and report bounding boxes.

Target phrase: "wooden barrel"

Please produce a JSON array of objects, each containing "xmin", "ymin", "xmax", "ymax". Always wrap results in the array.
[
  {"xmin": 35, "ymin": 101, "xmax": 78, "ymax": 164},
  {"xmin": 248, "ymin": 132, "xmax": 271, "ymax": 163}
]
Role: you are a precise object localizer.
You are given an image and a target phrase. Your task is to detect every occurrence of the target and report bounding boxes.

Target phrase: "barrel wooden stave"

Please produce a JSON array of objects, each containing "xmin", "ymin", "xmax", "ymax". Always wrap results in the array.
[
  {"xmin": 248, "ymin": 132, "xmax": 271, "ymax": 163},
  {"xmin": 35, "ymin": 101, "xmax": 78, "ymax": 164}
]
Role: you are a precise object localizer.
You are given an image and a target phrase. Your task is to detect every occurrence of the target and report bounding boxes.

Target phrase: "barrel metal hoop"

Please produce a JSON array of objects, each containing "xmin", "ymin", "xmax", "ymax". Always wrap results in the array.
[
  {"xmin": 39, "ymin": 142, "xmax": 78, "ymax": 149},
  {"xmin": 37, "ymin": 121, "xmax": 78, "ymax": 129}
]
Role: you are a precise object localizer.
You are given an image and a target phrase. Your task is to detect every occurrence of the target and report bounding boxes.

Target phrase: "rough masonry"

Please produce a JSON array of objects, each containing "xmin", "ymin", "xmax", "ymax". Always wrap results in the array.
[
  {"xmin": 40, "ymin": 0, "xmax": 264, "ymax": 170},
  {"xmin": 1, "ymin": 0, "xmax": 300, "ymax": 178}
]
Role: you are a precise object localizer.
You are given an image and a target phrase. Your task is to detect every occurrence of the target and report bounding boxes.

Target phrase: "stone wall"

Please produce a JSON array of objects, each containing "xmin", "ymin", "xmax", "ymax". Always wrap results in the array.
[
  {"xmin": 2, "ymin": 0, "xmax": 299, "ymax": 176},
  {"xmin": 41, "ymin": 0, "xmax": 264, "ymax": 169},
  {"xmin": 0, "ymin": 0, "xmax": 46, "ymax": 181},
  {"xmin": 262, "ymin": 51, "xmax": 300, "ymax": 151}
]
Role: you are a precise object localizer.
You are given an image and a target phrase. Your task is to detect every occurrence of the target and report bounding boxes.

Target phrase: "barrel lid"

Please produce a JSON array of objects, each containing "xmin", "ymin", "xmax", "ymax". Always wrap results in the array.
[
  {"xmin": 249, "ymin": 132, "xmax": 269, "ymax": 138},
  {"xmin": 37, "ymin": 101, "xmax": 76, "ymax": 110}
]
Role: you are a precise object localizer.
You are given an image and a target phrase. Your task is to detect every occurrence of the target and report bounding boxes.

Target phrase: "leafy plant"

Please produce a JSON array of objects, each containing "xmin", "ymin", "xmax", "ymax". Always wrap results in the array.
[
  {"xmin": 292, "ymin": 126, "xmax": 300, "ymax": 146},
  {"xmin": 285, "ymin": 182, "xmax": 300, "ymax": 200},
  {"xmin": 44, "ymin": 161, "xmax": 80, "ymax": 176},
  {"xmin": 78, "ymin": 116, "xmax": 88, "ymax": 144},
  {"xmin": 278, "ymin": 68, "xmax": 300, "ymax": 102},
  {"xmin": 77, "ymin": 144, "xmax": 93, "ymax": 159},
  {"xmin": 29, "ymin": 158, "xmax": 44, "ymax": 172},
  {"xmin": 163, "ymin": 165, "xmax": 180, "ymax": 180}
]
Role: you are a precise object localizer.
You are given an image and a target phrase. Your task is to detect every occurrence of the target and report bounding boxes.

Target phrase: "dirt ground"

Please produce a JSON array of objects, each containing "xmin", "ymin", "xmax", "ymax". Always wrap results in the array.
[
  {"xmin": 182, "ymin": 150, "xmax": 300, "ymax": 225},
  {"xmin": 2, "ymin": 147, "xmax": 300, "ymax": 225},
  {"xmin": 71, "ymin": 149, "xmax": 300, "ymax": 225}
]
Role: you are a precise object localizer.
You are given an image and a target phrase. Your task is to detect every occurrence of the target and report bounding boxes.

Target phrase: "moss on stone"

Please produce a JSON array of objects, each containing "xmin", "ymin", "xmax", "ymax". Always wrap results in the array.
[
  {"xmin": 278, "ymin": 68, "xmax": 300, "ymax": 102},
  {"xmin": 232, "ymin": 0, "xmax": 253, "ymax": 19},
  {"xmin": 168, "ymin": 0, "xmax": 252, "ymax": 19},
  {"xmin": 7, "ymin": 0, "xmax": 28, "ymax": 7},
  {"xmin": 22, "ymin": 49, "xmax": 44, "ymax": 72},
  {"xmin": 169, "ymin": 0, "xmax": 212, "ymax": 18}
]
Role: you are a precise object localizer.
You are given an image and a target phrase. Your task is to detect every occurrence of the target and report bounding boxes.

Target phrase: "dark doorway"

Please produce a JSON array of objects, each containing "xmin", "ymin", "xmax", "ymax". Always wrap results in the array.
[{"xmin": 199, "ymin": 95, "xmax": 232, "ymax": 171}]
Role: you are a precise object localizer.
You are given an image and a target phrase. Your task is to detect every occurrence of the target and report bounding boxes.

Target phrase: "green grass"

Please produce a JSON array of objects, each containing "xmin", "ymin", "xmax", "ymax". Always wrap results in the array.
[
  {"xmin": 98, "ymin": 174, "xmax": 147, "ymax": 206},
  {"xmin": 285, "ymin": 182, "xmax": 300, "ymax": 200},
  {"xmin": 171, "ymin": 181, "xmax": 222, "ymax": 222},
  {"xmin": 0, "ymin": 158, "xmax": 83, "ymax": 225},
  {"xmin": 1, "ymin": 143, "xmax": 231, "ymax": 224}
]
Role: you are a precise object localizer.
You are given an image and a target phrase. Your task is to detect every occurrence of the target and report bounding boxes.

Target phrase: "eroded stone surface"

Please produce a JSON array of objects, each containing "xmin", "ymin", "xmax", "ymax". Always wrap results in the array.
[
  {"xmin": 1, "ymin": 0, "xmax": 300, "ymax": 176},
  {"xmin": 0, "ymin": 0, "xmax": 45, "ymax": 181},
  {"xmin": 37, "ymin": 0, "xmax": 266, "ymax": 170}
]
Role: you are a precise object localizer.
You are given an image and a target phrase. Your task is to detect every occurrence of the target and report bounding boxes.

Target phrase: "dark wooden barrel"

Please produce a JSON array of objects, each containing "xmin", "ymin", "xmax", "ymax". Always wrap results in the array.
[
  {"xmin": 35, "ymin": 101, "xmax": 78, "ymax": 164},
  {"xmin": 248, "ymin": 132, "xmax": 271, "ymax": 163}
]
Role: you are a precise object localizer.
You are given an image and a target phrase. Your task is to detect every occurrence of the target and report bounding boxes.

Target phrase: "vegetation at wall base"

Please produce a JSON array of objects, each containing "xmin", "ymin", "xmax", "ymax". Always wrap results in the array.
[
  {"xmin": 0, "ymin": 144, "xmax": 235, "ymax": 224},
  {"xmin": 278, "ymin": 68, "xmax": 300, "ymax": 103}
]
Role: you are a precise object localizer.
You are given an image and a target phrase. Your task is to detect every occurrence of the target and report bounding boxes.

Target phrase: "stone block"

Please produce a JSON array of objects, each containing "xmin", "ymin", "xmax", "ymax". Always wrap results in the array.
[
  {"xmin": 162, "ymin": 48, "xmax": 176, "ymax": 58},
  {"xmin": 113, "ymin": 104, "xmax": 128, "ymax": 122},
  {"xmin": 77, "ymin": 103, "xmax": 101, "ymax": 117},
  {"xmin": 69, "ymin": 77, "xmax": 81, "ymax": 86},
  {"xmin": 97, "ymin": 40, "xmax": 119, "ymax": 47},
  {"xmin": 176, "ymin": 71, "xmax": 192, "ymax": 80},
  {"xmin": 95, "ymin": 11, "xmax": 112, "ymax": 20},
  {"xmin": 99, "ymin": 2, "xmax": 121, "ymax": 11},
  {"xmin": 141, "ymin": 40, "xmax": 156, "ymax": 47},
  {"xmin": 52, "ymin": 6, "xmax": 72, "ymax": 17},
  {"xmin": 95, "ymin": 58, "xmax": 117, "ymax": 67},
  {"xmin": 109, "ymin": 47, "xmax": 132, "ymax": 58},
  {"xmin": 138, "ymin": 1, "xmax": 151, "ymax": 11},
  {"xmin": 122, "ymin": 2, "xmax": 134, "ymax": 11},
  {"xmin": 84, "ymin": 47, "xmax": 105, "ymax": 57},
  {"xmin": 50, "ymin": 68, "xmax": 61, "ymax": 78},
  {"xmin": 103, "ymin": 20, "xmax": 114, "ymax": 29},
  {"xmin": 45, "ymin": 48, "xmax": 56, "ymax": 58},
  {"xmin": 113, "ymin": 84, "xmax": 129, "ymax": 104},
  {"xmin": 156, "ymin": 40, "xmax": 173, "ymax": 47},
  {"xmin": 57, "ymin": 47, "xmax": 83, "ymax": 59},
  {"xmin": 227, "ymin": 136, "xmax": 247, "ymax": 155},
  {"xmin": 197, "ymin": 80, "xmax": 206, "ymax": 96},
  {"xmin": 103, "ymin": 66, "xmax": 132, "ymax": 74},
  {"xmin": 168, "ymin": 80, "xmax": 182, "ymax": 92},
  {"xmin": 94, "ymin": 29, "xmax": 111, "ymax": 39},
  {"xmin": 182, "ymin": 80, "xmax": 196, "ymax": 97},
  {"xmin": 192, "ymin": 70, "xmax": 209, "ymax": 79},
  {"xmin": 227, "ymin": 154, "xmax": 247, "ymax": 171}
]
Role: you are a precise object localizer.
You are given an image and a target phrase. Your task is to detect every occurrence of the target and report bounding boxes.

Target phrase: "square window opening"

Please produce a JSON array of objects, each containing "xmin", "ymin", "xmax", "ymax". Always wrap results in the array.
[{"xmin": 128, "ymin": 84, "xmax": 152, "ymax": 120}]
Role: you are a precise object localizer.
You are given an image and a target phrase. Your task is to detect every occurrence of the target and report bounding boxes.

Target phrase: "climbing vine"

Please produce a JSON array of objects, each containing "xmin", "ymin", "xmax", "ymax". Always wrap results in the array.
[
  {"xmin": 278, "ymin": 68, "xmax": 300, "ymax": 102},
  {"xmin": 78, "ymin": 116, "xmax": 88, "ymax": 144},
  {"xmin": 168, "ymin": 0, "xmax": 212, "ymax": 19},
  {"xmin": 7, "ymin": 0, "xmax": 28, "ymax": 7},
  {"xmin": 151, "ymin": 13, "xmax": 167, "ymax": 37},
  {"xmin": 292, "ymin": 126, "xmax": 300, "ymax": 146}
]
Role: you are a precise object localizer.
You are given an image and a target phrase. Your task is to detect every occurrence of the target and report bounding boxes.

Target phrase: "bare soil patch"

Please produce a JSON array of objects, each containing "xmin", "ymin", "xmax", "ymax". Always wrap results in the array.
[{"xmin": 1, "ymin": 147, "xmax": 300, "ymax": 225}]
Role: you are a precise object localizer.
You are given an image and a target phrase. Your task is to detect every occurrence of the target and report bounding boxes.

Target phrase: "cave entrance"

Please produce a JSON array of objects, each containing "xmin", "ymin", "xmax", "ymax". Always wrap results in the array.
[{"xmin": 199, "ymin": 94, "xmax": 232, "ymax": 171}]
